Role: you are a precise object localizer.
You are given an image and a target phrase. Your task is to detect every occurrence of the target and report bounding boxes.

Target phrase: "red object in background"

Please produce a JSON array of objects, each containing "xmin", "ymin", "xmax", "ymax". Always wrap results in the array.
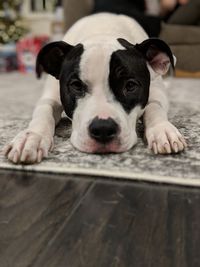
[{"xmin": 16, "ymin": 36, "xmax": 49, "ymax": 73}]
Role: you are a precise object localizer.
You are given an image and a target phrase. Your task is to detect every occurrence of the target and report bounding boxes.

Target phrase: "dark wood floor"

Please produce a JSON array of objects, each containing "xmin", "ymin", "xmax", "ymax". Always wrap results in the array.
[{"xmin": 0, "ymin": 170, "xmax": 200, "ymax": 267}]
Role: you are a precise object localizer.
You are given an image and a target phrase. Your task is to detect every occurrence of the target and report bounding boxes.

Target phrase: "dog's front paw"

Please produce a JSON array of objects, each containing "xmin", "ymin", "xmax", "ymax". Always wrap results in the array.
[
  {"xmin": 145, "ymin": 121, "xmax": 187, "ymax": 154},
  {"xmin": 3, "ymin": 130, "xmax": 53, "ymax": 164}
]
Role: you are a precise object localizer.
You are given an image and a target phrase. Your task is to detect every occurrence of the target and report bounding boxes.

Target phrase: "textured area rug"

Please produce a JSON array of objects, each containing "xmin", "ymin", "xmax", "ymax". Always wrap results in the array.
[{"xmin": 0, "ymin": 73, "xmax": 200, "ymax": 186}]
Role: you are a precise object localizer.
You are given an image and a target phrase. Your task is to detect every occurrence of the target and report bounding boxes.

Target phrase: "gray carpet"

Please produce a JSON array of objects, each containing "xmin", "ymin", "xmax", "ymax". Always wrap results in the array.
[{"xmin": 0, "ymin": 73, "xmax": 200, "ymax": 186}]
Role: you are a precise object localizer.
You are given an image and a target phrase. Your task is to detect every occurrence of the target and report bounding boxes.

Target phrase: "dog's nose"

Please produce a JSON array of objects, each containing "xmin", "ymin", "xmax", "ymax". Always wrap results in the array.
[{"xmin": 89, "ymin": 117, "xmax": 119, "ymax": 143}]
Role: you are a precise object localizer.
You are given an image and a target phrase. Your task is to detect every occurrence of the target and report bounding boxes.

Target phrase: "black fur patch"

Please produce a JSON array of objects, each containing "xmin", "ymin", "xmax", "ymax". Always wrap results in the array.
[
  {"xmin": 59, "ymin": 44, "xmax": 85, "ymax": 119},
  {"xmin": 109, "ymin": 43, "xmax": 150, "ymax": 113}
]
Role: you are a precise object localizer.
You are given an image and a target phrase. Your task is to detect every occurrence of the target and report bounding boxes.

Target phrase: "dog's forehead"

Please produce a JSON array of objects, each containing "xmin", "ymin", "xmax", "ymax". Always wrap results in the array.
[{"xmin": 79, "ymin": 40, "xmax": 124, "ymax": 85}]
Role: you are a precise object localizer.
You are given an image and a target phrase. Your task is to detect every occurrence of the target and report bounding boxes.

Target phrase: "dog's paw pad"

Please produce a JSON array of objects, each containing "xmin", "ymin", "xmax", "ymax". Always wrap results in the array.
[
  {"xmin": 3, "ymin": 130, "xmax": 53, "ymax": 164},
  {"xmin": 146, "ymin": 121, "xmax": 187, "ymax": 155}
]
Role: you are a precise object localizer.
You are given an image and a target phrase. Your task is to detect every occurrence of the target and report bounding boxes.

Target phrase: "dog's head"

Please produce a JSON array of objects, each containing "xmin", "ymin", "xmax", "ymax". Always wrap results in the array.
[{"xmin": 36, "ymin": 38, "xmax": 174, "ymax": 153}]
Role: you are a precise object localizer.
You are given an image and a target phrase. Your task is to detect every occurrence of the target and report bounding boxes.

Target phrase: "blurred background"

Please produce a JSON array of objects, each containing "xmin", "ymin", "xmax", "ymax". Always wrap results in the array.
[
  {"xmin": 0, "ymin": 0, "xmax": 63, "ymax": 73},
  {"xmin": 0, "ymin": 0, "xmax": 200, "ymax": 76}
]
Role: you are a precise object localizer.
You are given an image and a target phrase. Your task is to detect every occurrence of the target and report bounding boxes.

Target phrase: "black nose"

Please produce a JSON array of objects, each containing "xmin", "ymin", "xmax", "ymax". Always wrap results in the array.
[{"xmin": 89, "ymin": 117, "xmax": 119, "ymax": 143}]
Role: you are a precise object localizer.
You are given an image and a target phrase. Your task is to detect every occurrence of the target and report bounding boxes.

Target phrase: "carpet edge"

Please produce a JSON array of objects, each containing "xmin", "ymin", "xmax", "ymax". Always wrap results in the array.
[{"xmin": 1, "ymin": 163, "xmax": 200, "ymax": 188}]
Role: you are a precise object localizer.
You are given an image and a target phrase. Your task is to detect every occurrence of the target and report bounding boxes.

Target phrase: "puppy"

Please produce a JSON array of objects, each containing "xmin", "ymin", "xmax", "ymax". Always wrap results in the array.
[{"xmin": 4, "ymin": 13, "xmax": 187, "ymax": 164}]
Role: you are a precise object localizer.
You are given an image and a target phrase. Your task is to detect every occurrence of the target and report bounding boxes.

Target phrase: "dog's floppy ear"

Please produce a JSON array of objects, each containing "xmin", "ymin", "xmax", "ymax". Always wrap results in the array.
[
  {"xmin": 135, "ymin": 38, "xmax": 175, "ymax": 75},
  {"xmin": 36, "ymin": 41, "xmax": 74, "ymax": 79}
]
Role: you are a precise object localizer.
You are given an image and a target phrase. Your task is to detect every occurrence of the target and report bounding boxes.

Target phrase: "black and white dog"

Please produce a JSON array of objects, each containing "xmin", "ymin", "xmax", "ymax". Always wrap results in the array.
[{"xmin": 4, "ymin": 13, "xmax": 187, "ymax": 164}]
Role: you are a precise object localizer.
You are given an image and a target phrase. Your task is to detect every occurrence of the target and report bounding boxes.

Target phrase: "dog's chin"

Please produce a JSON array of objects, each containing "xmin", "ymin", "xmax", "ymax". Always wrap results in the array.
[{"xmin": 71, "ymin": 137, "xmax": 136, "ymax": 154}]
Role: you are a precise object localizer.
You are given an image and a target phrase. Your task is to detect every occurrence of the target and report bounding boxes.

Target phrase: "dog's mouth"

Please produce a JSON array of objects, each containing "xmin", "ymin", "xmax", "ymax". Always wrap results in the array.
[
  {"xmin": 89, "ymin": 142, "xmax": 121, "ymax": 154},
  {"xmin": 71, "ymin": 137, "xmax": 131, "ymax": 154}
]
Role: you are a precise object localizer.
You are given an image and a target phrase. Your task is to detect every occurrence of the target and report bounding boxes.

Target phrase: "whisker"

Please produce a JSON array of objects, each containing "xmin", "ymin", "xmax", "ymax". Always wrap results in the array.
[{"xmin": 66, "ymin": 115, "xmax": 73, "ymax": 122}]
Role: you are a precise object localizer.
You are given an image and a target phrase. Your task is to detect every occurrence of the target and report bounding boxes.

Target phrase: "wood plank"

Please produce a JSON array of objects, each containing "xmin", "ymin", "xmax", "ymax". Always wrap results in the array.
[
  {"xmin": 0, "ymin": 170, "xmax": 93, "ymax": 267},
  {"xmin": 34, "ymin": 181, "xmax": 200, "ymax": 267}
]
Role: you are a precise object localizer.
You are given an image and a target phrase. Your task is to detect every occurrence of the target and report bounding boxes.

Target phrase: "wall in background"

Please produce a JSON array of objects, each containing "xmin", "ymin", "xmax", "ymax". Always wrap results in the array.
[{"xmin": 22, "ymin": 0, "xmax": 55, "ymax": 35}]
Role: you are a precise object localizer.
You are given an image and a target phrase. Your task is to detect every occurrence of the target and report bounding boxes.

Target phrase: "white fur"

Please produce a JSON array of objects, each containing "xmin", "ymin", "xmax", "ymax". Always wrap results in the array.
[
  {"xmin": 64, "ymin": 13, "xmax": 148, "ymax": 45},
  {"xmin": 4, "ymin": 13, "xmax": 187, "ymax": 163}
]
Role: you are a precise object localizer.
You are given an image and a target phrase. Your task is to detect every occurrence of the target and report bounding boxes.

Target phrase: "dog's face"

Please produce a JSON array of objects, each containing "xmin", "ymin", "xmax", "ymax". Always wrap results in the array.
[{"xmin": 36, "ymin": 38, "xmax": 174, "ymax": 153}]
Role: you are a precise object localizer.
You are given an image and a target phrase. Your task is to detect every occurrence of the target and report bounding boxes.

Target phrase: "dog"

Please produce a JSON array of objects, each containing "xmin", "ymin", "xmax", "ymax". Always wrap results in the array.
[{"xmin": 3, "ymin": 13, "xmax": 187, "ymax": 164}]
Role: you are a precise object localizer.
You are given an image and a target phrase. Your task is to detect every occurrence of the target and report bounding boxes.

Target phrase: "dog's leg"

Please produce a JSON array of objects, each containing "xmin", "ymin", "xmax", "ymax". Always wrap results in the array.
[
  {"xmin": 3, "ymin": 76, "xmax": 63, "ymax": 164},
  {"xmin": 144, "ymin": 77, "xmax": 187, "ymax": 154}
]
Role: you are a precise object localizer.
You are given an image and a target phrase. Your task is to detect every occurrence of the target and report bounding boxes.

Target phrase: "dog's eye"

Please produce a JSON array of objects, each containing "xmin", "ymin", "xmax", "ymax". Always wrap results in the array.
[
  {"xmin": 123, "ymin": 79, "xmax": 139, "ymax": 96},
  {"xmin": 69, "ymin": 79, "xmax": 85, "ymax": 96}
]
